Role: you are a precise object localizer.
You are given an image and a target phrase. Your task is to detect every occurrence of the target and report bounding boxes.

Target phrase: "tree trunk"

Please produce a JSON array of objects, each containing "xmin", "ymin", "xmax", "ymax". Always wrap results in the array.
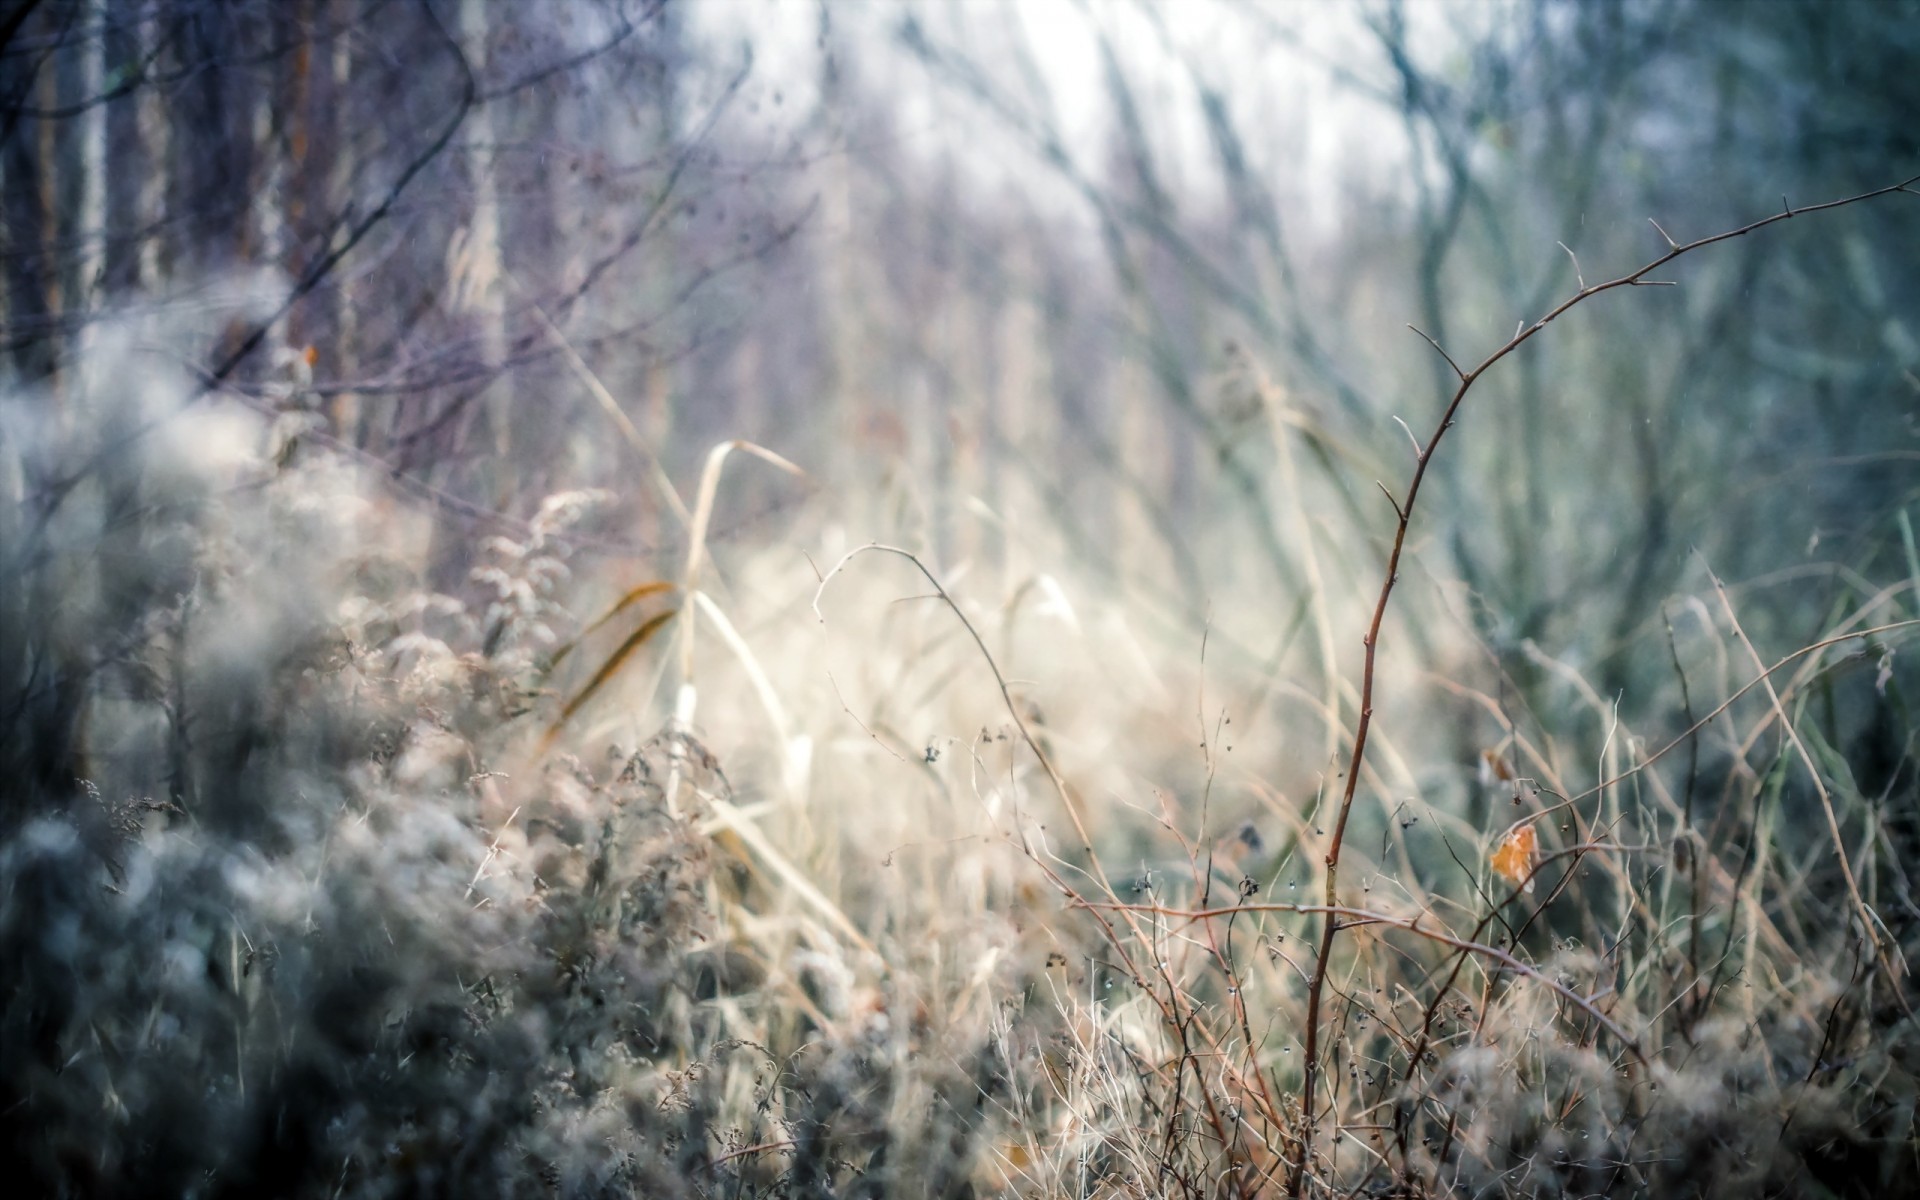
[
  {"xmin": 100, "ymin": 0, "xmax": 146, "ymax": 295},
  {"xmin": 1, "ymin": 3, "xmax": 55, "ymax": 384}
]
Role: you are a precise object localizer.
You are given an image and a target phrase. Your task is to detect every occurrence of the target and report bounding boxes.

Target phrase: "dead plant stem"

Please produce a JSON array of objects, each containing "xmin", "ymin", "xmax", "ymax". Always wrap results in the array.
[{"xmin": 1290, "ymin": 174, "xmax": 1918, "ymax": 1195}]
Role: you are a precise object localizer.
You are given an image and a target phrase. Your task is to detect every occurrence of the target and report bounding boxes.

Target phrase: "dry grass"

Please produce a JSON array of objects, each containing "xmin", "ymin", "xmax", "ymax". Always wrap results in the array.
[{"xmin": 5, "ymin": 189, "xmax": 1920, "ymax": 1199}]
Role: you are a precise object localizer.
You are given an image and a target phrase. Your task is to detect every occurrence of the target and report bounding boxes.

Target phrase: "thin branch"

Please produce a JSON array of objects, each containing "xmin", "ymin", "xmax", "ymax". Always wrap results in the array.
[
  {"xmin": 1084, "ymin": 899, "xmax": 1647, "ymax": 1065},
  {"xmin": 1406, "ymin": 324, "xmax": 1465, "ymax": 383},
  {"xmin": 1374, "ymin": 480, "xmax": 1405, "ymax": 522},
  {"xmin": 1556, "ymin": 240, "xmax": 1585, "ymax": 289},
  {"xmin": 1389, "ymin": 414, "xmax": 1425, "ymax": 461},
  {"xmin": 812, "ymin": 544, "xmax": 1098, "ymax": 874},
  {"xmin": 476, "ymin": 0, "xmax": 660, "ymax": 102},
  {"xmin": 1546, "ymin": 618, "xmax": 1920, "ymax": 819},
  {"xmin": 521, "ymin": 291, "xmax": 692, "ymax": 529},
  {"xmin": 1702, "ymin": 553, "xmax": 1899, "ymax": 989},
  {"xmin": 1287, "ymin": 174, "xmax": 1919, "ymax": 1195}
]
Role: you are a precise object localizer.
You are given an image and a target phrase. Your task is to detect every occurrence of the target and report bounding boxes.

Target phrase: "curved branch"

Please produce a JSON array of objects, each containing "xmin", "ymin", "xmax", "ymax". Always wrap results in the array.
[{"xmin": 1290, "ymin": 174, "xmax": 1919, "ymax": 1194}]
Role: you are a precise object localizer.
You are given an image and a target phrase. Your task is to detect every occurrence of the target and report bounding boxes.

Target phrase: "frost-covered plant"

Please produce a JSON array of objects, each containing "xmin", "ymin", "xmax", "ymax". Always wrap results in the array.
[{"xmin": 0, "ymin": 337, "xmax": 1006, "ymax": 1198}]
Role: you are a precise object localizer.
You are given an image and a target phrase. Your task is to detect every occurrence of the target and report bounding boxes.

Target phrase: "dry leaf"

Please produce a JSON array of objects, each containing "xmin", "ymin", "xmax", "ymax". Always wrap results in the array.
[
  {"xmin": 1492, "ymin": 821, "xmax": 1538, "ymax": 892},
  {"xmin": 1480, "ymin": 747, "xmax": 1515, "ymax": 783}
]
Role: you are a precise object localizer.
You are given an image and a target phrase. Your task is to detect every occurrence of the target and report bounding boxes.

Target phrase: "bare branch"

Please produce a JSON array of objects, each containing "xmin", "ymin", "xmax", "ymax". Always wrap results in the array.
[
  {"xmin": 1702, "ymin": 552, "xmax": 1899, "ymax": 990},
  {"xmin": 1375, "ymin": 480, "xmax": 1404, "ymax": 522},
  {"xmin": 1407, "ymin": 324, "xmax": 1465, "ymax": 382},
  {"xmin": 203, "ymin": 0, "xmax": 478, "ymax": 391},
  {"xmin": 1389, "ymin": 414, "xmax": 1425, "ymax": 461},
  {"xmin": 812, "ymin": 544, "xmax": 1097, "ymax": 868},
  {"xmin": 1084, "ymin": 899, "xmax": 1648, "ymax": 1065},
  {"xmin": 1557, "ymin": 240, "xmax": 1586, "ymax": 290},
  {"xmin": 1289, "ymin": 175, "xmax": 1919, "ymax": 1193}
]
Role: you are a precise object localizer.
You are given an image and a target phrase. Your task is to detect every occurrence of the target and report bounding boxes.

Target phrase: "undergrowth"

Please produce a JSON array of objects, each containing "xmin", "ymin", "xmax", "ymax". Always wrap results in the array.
[{"xmin": 4, "ymin": 187, "xmax": 1920, "ymax": 1199}]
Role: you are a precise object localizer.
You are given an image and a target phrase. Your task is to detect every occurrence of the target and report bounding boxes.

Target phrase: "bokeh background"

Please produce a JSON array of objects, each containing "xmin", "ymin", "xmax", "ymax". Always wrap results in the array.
[
  {"xmin": 8, "ymin": 0, "xmax": 1917, "ymax": 686},
  {"xmin": 4, "ymin": 1, "xmax": 1918, "ymax": 1195}
]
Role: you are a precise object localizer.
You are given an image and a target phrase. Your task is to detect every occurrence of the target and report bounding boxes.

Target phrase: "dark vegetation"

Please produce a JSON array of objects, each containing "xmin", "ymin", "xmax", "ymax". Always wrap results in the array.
[{"xmin": 3, "ymin": 1, "xmax": 1920, "ymax": 1195}]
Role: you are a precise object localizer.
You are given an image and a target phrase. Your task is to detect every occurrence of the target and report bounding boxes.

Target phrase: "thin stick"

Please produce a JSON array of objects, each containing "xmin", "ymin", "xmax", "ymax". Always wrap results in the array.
[
  {"xmin": 1703, "ymin": 555, "xmax": 1900, "ymax": 991},
  {"xmin": 1538, "ymin": 618, "xmax": 1919, "ymax": 821},
  {"xmin": 1556, "ymin": 240, "xmax": 1586, "ymax": 289},
  {"xmin": 524, "ymin": 296, "xmax": 691, "ymax": 529},
  {"xmin": 1085, "ymin": 899, "xmax": 1646, "ymax": 1065},
  {"xmin": 812, "ymin": 544, "xmax": 1097, "ymax": 877},
  {"xmin": 1406, "ymin": 325, "xmax": 1465, "ymax": 383},
  {"xmin": 1289, "ymin": 174, "xmax": 1919, "ymax": 1195},
  {"xmin": 1389, "ymin": 414, "xmax": 1425, "ymax": 461},
  {"xmin": 1374, "ymin": 481, "xmax": 1404, "ymax": 522}
]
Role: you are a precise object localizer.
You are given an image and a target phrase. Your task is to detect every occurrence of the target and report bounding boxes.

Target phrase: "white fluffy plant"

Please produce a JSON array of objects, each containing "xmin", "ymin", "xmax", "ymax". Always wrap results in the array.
[{"xmin": 472, "ymin": 489, "xmax": 612, "ymax": 659}]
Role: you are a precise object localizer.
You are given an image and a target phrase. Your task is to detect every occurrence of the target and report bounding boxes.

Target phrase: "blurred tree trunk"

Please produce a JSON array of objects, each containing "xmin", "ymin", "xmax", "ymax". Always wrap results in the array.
[
  {"xmin": 457, "ymin": 0, "xmax": 508, "ymax": 477},
  {"xmin": 52, "ymin": 0, "xmax": 90, "ymax": 369},
  {"xmin": 816, "ymin": 6, "xmax": 862, "ymax": 488},
  {"xmin": 168, "ymin": 0, "xmax": 260, "ymax": 384},
  {"xmin": 497, "ymin": 71, "xmax": 559, "ymax": 390},
  {"xmin": 169, "ymin": 0, "xmax": 255, "ymax": 273},
  {"xmin": 282, "ymin": 0, "xmax": 343, "ymax": 416},
  {"xmin": 101, "ymin": 0, "xmax": 147, "ymax": 295},
  {"xmin": 1, "ymin": 3, "xmax": 56, "ymax": 385}
]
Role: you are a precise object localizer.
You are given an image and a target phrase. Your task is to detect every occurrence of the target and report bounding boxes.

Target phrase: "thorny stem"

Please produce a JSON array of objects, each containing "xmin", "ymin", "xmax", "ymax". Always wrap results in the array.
[{"xmin": 1288, "ymin": 174, "xmax": 1918, "ymax": 1196}]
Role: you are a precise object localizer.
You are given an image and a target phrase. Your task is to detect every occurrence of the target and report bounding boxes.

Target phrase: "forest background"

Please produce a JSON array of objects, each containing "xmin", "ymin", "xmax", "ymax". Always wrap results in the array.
[{"xmin": 3, "ymin": 1, "xmax": 1919, "ymax": 1196}]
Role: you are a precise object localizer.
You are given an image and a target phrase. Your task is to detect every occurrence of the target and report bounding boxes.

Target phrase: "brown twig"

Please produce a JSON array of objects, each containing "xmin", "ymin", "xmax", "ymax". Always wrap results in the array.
[
  {"xmin": 1289, "ymin": 174, "xmax": 1918, "ymax": 1195},
  {"xmin": 813, "ymin": 543, "xmax": 1257, "ymax": 1172},
  {"xmin": 1085, "ymin": 899, "xmax": 1646, "ymax": 1065}
]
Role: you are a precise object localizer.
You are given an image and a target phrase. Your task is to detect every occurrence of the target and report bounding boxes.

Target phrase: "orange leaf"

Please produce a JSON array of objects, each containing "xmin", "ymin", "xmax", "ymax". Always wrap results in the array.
[
  {"xmin": 1492, "ymin": 821, "xmax": 1538, "ymax": 893},
  {"xmin": 549, "ymin": 579, "xmax": 676, "ymax": 667},
  {"xmin": 540, "ymin": 606, "xmax": 679, "ymax": 751}
]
